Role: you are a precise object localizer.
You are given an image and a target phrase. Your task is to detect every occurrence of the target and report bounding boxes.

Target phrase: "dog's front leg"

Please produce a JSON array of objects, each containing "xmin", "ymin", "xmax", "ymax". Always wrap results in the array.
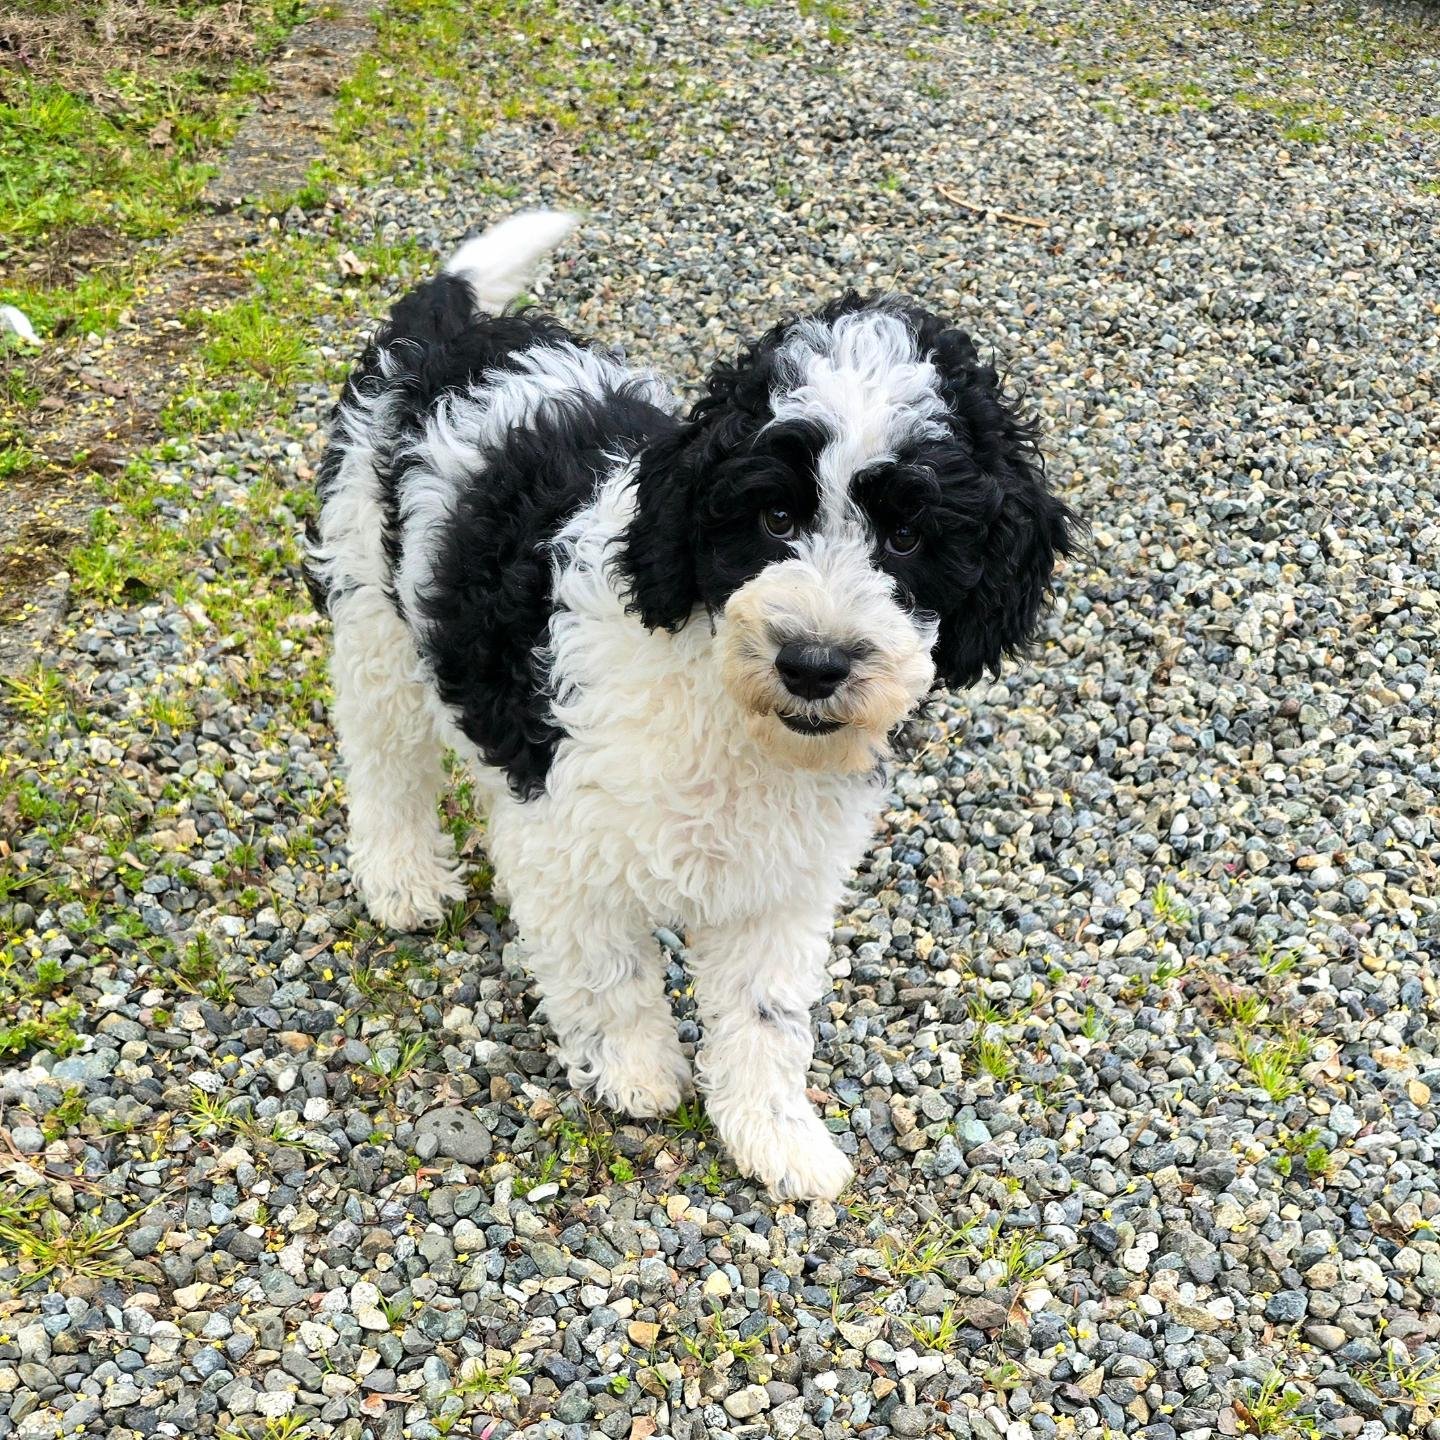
[
  {"xmin": 511, "ymin": 890, "xmax": 692, "ymax": 1121},
  {"xmin": 689, "ymin": 911, "xmax": 852, "ymax": 1202}
]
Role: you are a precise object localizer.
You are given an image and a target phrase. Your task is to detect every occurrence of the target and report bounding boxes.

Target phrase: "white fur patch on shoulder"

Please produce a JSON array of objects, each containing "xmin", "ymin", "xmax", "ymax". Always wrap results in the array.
[{"xmin": 394, "ymin": 344, "xmax": 673, "ymax": 621}]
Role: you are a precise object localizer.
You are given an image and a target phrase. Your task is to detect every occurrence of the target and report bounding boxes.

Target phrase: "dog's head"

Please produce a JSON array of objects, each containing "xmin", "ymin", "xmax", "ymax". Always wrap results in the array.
[{"xmin": 618, "ymin": 294, "xmax": 1080, "ymax": 772}]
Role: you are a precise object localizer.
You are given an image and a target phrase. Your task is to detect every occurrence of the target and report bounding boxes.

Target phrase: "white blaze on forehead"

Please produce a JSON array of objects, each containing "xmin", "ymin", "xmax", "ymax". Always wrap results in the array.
[{"xmin": 768, "ymin": 307, "xmax": 950, "ymax": 528}]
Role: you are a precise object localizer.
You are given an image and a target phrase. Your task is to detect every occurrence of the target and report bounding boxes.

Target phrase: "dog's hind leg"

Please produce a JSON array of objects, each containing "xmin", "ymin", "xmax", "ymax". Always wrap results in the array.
[{"xmin": 331, "ymin": 586, "xmax": 466, "ymax": 930}]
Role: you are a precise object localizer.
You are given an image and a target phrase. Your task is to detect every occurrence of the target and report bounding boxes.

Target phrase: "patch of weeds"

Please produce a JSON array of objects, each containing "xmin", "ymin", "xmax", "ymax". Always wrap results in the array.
[
  {"xmin": 451, "ymin": 1352, "xmax": 529, "ymax": 1399},
  {"xmin": 1255, "ymin": 941, "xmax": 1302, "ymax": 981},
  {"xmin": 1238, "ymin": 1027, "xmax": 1308, "ymax": 1103},
  {"xmin": 160, "ymin": 378, "xmax": 273, "ymax": 438},
  {"xmin": 168, "ymin": 933, "xmax": 236, "ymax": 1002},
  {"xmin": 220, "ymin": 1418, "xmax": 310, "ymax": 1440},
  {"xmin": 360, "ymin": 1034, "xmax": 432, "ymax": 1097},
  {"xmin": 669, "ymin": 1099, "xmax": 715, "ymax": 1141},
  {"xmin": 0, "ymin": 995, "xmax": 84, "ymax": 1061},
  {"xmin": 548, "ymin": 1108, "xmax": 640, "ymax": 1188},
  {"xmin": 69, "ymin": 504, "xmax": 187, "ymax": 605},
  {"xmin": 1079, "ymin": 1003, "xmax": 1106, "ymax": 1041},
  {"xmin": 906, "ymin": 1302, "xmax": 962, "ymax": 1352},
  {"xmin": 1233, "ymin": 91, "xmax": 1344, "ymax": 142},
  {"xmin": 985, "ymin": 1228, "xmax": 1061, "ymax": 1288},
  {"xmin": 0, "ymin": 0, "xmax": 319, "ymax": 338},
  {"xmin": 512, "ymin": 1151, "xmax": 561, "ymax": 1196},
  {"xmin": 680, "ymin": 1158, "xmax": 727, "ymax": 1195},
  {"xmin": 343, "ymin": 941, "xmax": 438, "ymax": 1017},
  {"xmin": 440, "ymin": 759, "xmax": 484, "ymax": 854},
  {"xmin": 878, "ymin": 1219, "xmax": 975, "ymax": 1279},
  {"xmin": 1213, "ymin": 982, "xmax": 1268, "ymax": 1028},
  {"xmin": 437, "ymin": 893, "xmax": 486, "ymax": 945},
  {"xmin": 41, "ymin": 1086, "xmax": 88, "ymax": 1142},
  {"xmin": 678, "ymin": 1304, "xmax": 767, "ymax": 1366},
  {"xmin": 1152, "ymin": 954, "xmax": 1185, "ymax": 986},
  {"xmin": 199, "ymin": 296, "xmax": 312, "ymax": 387},
  {"xmin": 1234, "ymin": 1370, "xmax": 1318, "ymax": 1438},
  {"xmin": 1150, "ymin": 879, "xmax": 1192, "ymax": 931},
  {"xmin": 139, "ymin": 688, "xmax": 196, "ymax": 736},
  {"xmin": 1, "ymin": 665, "xmax": 72, "ymax": 730},
  {"xmin": 1271, "ymin": 1126, "xmax": 1335, "ymax": 1181},
  {"xmin": 985, "ymin": 1357, "xmax": 1026, "ymax": 1391},
  {"xmin": 797, "ymin": 0, "xmax": 853, "ymax": 44},
  {"xmin": 1371, "ymin": 1351, "xmax": 1440, "ymax": 1405},
  {"xmin": 975, "ymin": 1034, "xmax": 1015, "ymax": 1081},
  {"xmin": 0, "ymin": 1205, "xmax": 141, "ymax": 1289},
  {"xmin": 323, "ymin": 0, "xmax": 685, "ymax": 187},
  {"xmin": 967, "ymin": 992, "xmax": 1006, "ymax": 1025},
  {"xmin": 185, "ymin": 1087, "xmax": 317, "ymax": 1152}
]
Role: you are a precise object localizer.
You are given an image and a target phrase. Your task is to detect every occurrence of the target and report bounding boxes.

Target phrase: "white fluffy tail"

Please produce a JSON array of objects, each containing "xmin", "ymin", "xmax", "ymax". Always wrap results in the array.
[
  {"xmin": 443, "ymin": 209, "xmax": 578, "ymax": 316},
  {"xmin": 0, "ymin": 305, "xmax": 40, "ymax": 346}
]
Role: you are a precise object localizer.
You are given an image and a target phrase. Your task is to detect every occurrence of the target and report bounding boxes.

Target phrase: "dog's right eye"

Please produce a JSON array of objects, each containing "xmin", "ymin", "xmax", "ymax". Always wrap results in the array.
[{"xmin": 761, "ymin": 507, "xmax": 796, "ymax": 541}]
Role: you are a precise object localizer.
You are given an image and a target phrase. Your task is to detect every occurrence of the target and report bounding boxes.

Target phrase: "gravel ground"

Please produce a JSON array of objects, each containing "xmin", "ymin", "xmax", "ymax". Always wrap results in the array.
[{"xmin": 3, "ymin": 2, "xmax": 1440, "ymax": 1440}]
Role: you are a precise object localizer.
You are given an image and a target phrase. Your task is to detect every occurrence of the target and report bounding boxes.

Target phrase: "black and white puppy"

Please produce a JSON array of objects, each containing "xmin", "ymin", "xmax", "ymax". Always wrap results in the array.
[{"xmin": 306, "ymin": 210, "xmax": 1078, "ymax": 1199}]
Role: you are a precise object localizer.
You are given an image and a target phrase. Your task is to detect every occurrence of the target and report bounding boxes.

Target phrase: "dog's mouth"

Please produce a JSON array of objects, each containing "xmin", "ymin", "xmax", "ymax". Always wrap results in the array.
[{"xmin": 778, "ymin": 713, "xmax": 845, "ymax": 736}]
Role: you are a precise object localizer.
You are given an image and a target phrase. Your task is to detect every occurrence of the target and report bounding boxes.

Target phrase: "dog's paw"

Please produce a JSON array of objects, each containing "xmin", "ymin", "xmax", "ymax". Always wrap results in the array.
[
  {"xmin": 724, "ymin": 1109, "xmax": 854, "ymax": 1202},
  {"xmin": 355, "ymin": 849, "xmax": 467, "ymax": 932},
  {"xmin": 583, "ymin": 1036, "xmax": 694, "ymax": 1121}
]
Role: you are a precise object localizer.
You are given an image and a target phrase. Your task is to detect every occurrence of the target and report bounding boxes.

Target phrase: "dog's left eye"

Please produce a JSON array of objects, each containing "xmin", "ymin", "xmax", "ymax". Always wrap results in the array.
[
  {"xmin": 762, "ymin": 507, "xmax": 797, "ymax": 541},
  {"xmin": 885, "ymin": 523, "xmax": 921, "ymax": 557}
]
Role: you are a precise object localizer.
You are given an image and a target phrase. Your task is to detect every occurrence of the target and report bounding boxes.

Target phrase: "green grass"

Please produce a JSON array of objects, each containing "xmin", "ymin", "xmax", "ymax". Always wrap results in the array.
[
  {"xmin": 1213, "ymin": 983, "xmax": 1268, "ymax": 1028},
  {"xmin": 451, "ymin": 1353, "xmax": 529, "ymax": 1399},
  {"xmin": 199, "ymin": 298, "xmax": 313, "ymax": 386},
  {"xmin": 220, "ymin": 1417, "xmax": 309, "ymax": 1440},
  {"xmin": 0, "ymin": 0, "xmax": 319, "ymax": 339},
  {"xmin": 1150, "ymin": 880, "xmax": 1192, "ymax": 930},
  {"xmin": 1, "ymin": 664, "xmax": 70, "ymax": 728}
]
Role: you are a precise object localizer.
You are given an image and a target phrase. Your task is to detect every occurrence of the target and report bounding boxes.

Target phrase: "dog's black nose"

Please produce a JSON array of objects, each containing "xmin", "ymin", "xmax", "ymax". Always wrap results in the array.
[{"xmin": 775, "ymin": 642, "xmax": 851, "ymax": 701}]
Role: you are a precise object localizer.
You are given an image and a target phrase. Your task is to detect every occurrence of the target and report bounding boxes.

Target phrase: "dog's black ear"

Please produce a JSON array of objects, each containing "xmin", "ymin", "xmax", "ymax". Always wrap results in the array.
[
  {"xmin": 618, "ymin": 327, "xmax": 785, "ymax": 631},
  {"xmin": 617, "ymin": 422, "xmax": 710, "ymax": 631},
  {"xmin": 919, "ymin": 326, "xmax": 1081, "ymax": 687}
]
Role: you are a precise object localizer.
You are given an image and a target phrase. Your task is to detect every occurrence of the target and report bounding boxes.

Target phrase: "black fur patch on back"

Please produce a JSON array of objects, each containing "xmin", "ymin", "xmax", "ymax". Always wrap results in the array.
[
  {"xmin": 308, "ymin": 274, "xmax": 579, "ymax": 612},
  {"xmin": 418, "ymin": 382, "xmax": 678, "ymax": 800}
]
